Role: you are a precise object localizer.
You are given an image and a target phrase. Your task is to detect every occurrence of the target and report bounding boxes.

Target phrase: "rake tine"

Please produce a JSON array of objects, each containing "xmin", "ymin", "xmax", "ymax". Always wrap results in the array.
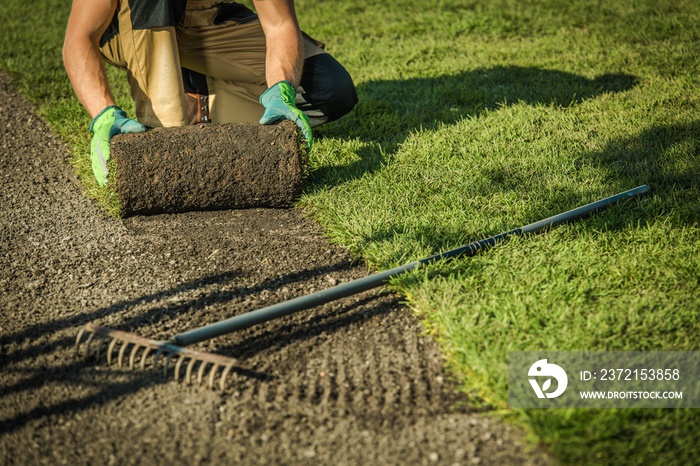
[
  {"xmin": 197, "ymin": 361, "xmax": 209, "ymax": 385},
  {"xmin": 220, "ymin": 363, "xmax": 234, "ymax": 391},
  {"xmin": 75, "ymin": 328, "xmax": 87, "ymax": 358},
  {"xmin": 129, "ymin": 344, "xmax": 143, "ymax": 369},
  {"xmin": 117, "ymin": 340, "xmax": 129, "ymax": 368},
  {"xmin": 107, "ymin": 338, "xmax": 119, "ymax": 366},
  {"xmin": 208, "ymin": 364, "xmax": 220, "ymax": 389},
  {"xmin": 83, "ymin": 332, "xmax": 97, "ymax": 361},
  {"xmin": 139, "ymin": 347, "xmax": 153, "ymax": 370},
  {"xmin": 174, "ymin": 356, "xmax": 186, "ymax": 382},
  {"xmin": 185, "ymin": 358, "xmax": 197, "ymax": 385}
]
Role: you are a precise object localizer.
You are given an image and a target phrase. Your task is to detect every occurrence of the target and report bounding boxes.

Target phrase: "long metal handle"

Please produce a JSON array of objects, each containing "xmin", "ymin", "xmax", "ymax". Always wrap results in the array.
[{"xmin": 173, "ymin": 185, "xmax": 649, "ymax": 346}]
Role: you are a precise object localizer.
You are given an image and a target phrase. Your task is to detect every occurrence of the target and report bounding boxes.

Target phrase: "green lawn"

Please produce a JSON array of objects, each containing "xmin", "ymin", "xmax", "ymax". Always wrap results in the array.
[{"xmin": 2, "ymin": 0, "xmax": 698, "ymax": 464}]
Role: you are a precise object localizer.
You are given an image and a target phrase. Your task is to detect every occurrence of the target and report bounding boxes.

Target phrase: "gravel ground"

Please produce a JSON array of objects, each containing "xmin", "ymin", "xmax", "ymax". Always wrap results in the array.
[{"xmin": 0, "ymin": 73, "xmax": 551, "ymax": 466}]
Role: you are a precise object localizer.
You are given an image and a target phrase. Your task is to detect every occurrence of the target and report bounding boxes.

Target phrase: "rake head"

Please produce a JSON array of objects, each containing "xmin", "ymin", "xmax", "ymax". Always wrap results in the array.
[{"xmin": 75, "ymin": 323, "xmax": 237, "ymax": 391}]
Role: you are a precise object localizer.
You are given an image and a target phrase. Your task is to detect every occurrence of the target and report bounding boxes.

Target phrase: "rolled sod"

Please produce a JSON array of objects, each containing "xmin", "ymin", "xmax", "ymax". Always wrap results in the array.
[{"xmin": 110, "ymin": 121, "xmax": 307, "ymax": 217}]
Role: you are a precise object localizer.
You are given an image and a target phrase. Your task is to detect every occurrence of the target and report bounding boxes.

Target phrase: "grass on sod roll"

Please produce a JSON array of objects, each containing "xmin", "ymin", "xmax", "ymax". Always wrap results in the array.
[{"xmin": 1, "ymin": 0, "xmax": 698, "ymax": 464}]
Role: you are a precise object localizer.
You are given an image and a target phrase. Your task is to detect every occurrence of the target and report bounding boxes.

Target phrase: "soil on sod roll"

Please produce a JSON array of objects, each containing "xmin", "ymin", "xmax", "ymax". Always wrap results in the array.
[
  {"xmin": 0, "ymin": 72, "xmax": 551, "ymax": 466},
  {"xmin": 112, "ymin": 121, "xmax": 306, "ymax": 217}
]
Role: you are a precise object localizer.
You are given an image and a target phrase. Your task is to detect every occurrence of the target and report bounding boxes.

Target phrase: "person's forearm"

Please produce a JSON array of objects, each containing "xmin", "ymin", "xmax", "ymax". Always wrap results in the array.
[
  {"xmin": 63, "ymin": 34, "xmax": 115, "ymax": 118},
  {"xmin": 264, "ymin": 23, "xmax": 303, "ymax": 87}
]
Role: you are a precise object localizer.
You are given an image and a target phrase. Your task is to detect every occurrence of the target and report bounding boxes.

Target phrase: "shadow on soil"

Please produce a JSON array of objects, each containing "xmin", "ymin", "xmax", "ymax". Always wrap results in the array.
[
  {"xmin": 0, "ymin": 363, "xmax": 164, "ymax": 436},
  {"xmin": 216, "ymin": 293, "xmax": 396, "ymax": 358},
  {"xmin": 0, "ymin": 261, "xmax": 358, "ymax": 369},
  {"xmin": 0, "ymin": 261, "xmax": 397, "ymax": 435},
  {"xmin": 312, "ymin": 65, "xmax": 639, "ymax": 186}
]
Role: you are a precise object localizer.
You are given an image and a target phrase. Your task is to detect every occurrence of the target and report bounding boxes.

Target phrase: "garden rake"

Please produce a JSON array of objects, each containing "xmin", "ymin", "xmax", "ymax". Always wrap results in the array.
[{"xmin": 75, "ymin": 185, "xmax": 650, "ymax": 390}]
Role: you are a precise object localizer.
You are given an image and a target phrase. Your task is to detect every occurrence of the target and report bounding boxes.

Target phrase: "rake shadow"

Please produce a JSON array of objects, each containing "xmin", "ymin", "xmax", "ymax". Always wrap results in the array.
[
  {"xmin": 0, "ymin": 260, "xmax": 357, "ymax": 370},
  {"xmin": 0, "ymin": 269, "xmax": 398, "ymax": 436},
  {"xmin": 216, "ymin": 293, "xmax": 399, "ymax": 359}
]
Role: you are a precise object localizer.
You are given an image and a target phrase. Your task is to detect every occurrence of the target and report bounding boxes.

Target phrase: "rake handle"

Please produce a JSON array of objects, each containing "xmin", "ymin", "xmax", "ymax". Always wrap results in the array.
[{"xmin": 172, "ymin": 185, "xmax": 650, "ymax": 347}]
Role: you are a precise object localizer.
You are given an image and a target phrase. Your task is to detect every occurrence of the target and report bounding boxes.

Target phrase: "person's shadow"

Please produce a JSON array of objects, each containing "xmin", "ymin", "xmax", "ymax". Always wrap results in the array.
[
  {"xmin": 312, "ymin": 65, "xmax": 700, "ymax": 254},
  {"xmin": 312, "ymin": 65, "xmax": 639, "ymax": 186}
]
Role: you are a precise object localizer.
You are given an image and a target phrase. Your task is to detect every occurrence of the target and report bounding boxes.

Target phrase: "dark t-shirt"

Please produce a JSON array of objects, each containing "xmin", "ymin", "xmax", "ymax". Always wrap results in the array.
[{"xmin": 100, "ymin": 0, "xmax": 187, "ymax": 46}]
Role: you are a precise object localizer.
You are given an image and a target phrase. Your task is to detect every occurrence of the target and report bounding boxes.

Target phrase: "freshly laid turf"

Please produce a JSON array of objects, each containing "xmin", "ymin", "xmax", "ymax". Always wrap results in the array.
[
  {"xmin": 303, "ymin": 1, "xmax": 700, "ymax": 465},
  {"xmin": 1, "ymin": 0, "xmax": 698, "ymax": 464}
]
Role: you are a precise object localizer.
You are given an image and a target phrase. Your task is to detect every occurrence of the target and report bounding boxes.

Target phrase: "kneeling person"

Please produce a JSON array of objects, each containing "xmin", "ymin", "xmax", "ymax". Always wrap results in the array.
[{"xmin": 63, "ymin": 0, "xmax": 358, "ymax": 185}]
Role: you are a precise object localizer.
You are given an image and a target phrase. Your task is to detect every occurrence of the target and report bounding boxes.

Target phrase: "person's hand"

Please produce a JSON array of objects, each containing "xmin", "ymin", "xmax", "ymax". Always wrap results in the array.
[
  {"xmin": 90, "ymin": 106, "xmax": 146, "ymax": 186},
  {"xmin": 259, "ymin": 81, "xmax": 313, "ymax": 150}
]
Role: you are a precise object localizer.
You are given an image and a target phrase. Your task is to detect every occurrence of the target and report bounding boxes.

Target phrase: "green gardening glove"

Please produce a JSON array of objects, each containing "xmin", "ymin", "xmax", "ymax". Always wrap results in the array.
[
  {"xmin": 89, "ymin": 105, "xmax": 146, "ymax": 186},
  {"xmin": 259, "ymin": 81, "xmax": 313, "ymax": 150}
]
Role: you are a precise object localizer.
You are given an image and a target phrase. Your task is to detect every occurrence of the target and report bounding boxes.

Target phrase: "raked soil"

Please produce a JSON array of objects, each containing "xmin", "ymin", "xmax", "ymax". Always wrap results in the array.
[{"xmin": 0, "ymin": 73, "xmax": 551, "ymax": 466}]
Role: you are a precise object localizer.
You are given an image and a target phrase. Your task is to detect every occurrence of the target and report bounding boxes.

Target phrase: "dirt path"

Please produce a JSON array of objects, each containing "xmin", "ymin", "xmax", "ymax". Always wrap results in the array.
[{"xmin": 0, "ymin": 74, "xmax": 550, "ymax": 466}]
